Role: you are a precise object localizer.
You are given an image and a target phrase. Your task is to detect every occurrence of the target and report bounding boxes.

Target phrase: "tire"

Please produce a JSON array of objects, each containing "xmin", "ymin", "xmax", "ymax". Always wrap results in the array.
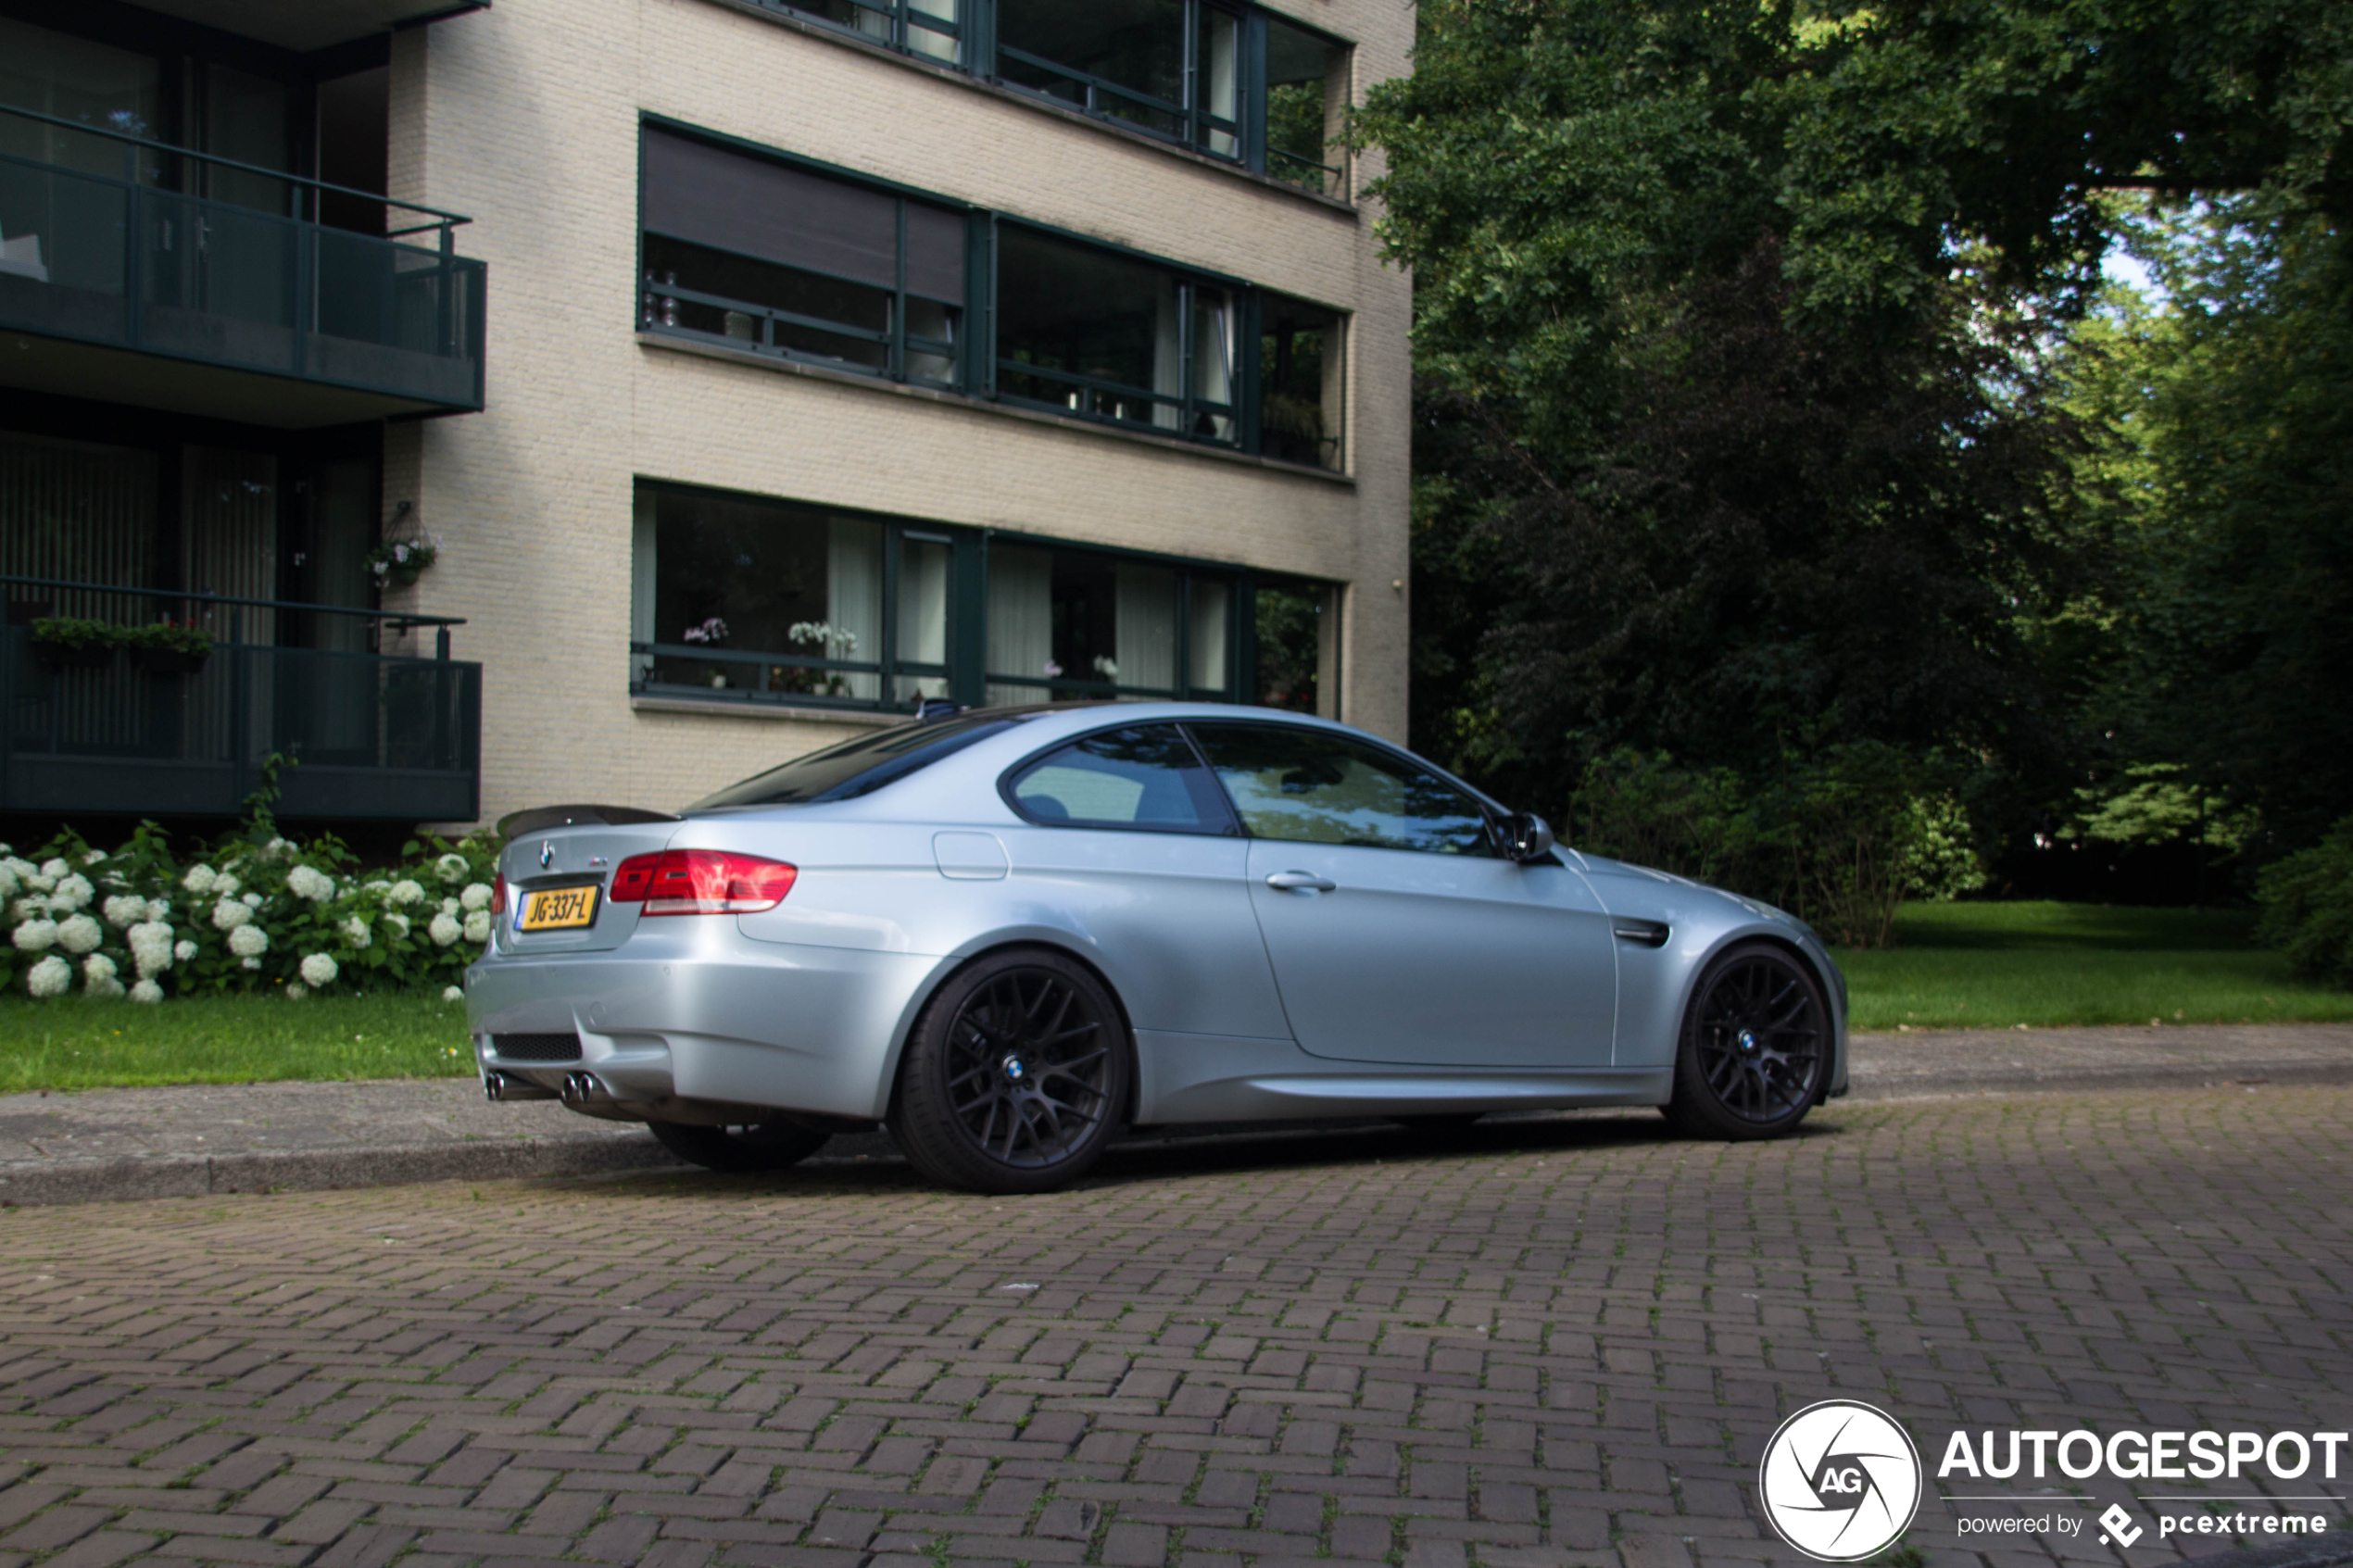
[
  {"xmin": 648, "ymin": 1119, "xmax": 832, "ymax": 1173},
  {"xmin": 1661, "ymin": 941, "xmax": 1831, "ymax": 1140},
  {"xmin": 887, "ymin": 947, "xmax": 1132, "ymax": 1194}
]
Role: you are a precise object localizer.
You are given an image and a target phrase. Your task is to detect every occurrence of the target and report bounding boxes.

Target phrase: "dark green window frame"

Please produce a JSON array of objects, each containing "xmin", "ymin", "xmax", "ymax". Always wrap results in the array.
[
  {"xmin": 726, "ymin": 0, "xmax": 1348, "ymax": 193},
  {"xmin": 635, "ymin": 120, "xmax": 1347, "ymax": 470}
]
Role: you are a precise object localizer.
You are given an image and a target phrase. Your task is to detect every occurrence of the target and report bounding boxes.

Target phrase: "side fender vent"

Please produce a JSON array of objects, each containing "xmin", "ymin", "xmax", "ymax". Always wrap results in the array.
[{"xmin": 1612, "ymin": 920, "xmax": 1670, "ymax": 948}]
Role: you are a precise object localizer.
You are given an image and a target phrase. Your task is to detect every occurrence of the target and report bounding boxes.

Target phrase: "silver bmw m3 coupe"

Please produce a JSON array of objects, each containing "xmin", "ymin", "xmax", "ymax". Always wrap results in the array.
[{"xmin": 466, "ymin": 703, "xmax": 1847, "ymax": 1192}]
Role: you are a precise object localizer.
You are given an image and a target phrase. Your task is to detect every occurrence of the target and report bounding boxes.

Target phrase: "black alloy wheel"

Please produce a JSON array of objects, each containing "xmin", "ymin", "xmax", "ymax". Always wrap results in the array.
[
  {"xmin": 1662, "ymin": 941, "xmax": 1830, "ymax": 1139},
  {"xmin": 889, "ymin": 947, "xmax": 1130, "ymax": 1194},
  {"xmin": 648, "ymin": 1120, "xmax": 832, "ymax": 1173}
]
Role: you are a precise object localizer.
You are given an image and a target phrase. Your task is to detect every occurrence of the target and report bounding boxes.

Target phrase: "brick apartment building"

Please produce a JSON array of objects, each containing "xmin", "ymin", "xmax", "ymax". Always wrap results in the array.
[{"xmin": 0, "ymin": 0, "xmax": 1411, "ymax": 833}]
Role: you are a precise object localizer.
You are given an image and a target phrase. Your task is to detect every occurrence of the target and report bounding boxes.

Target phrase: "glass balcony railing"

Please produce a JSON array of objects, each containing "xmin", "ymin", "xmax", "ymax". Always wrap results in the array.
[
  {"xmin": 1, "ymin": 576, "xmax": 482, "ymax": 823},
  {"xmin": 0, "ymin": 104, "xmax": 485, "ymax": 418}
]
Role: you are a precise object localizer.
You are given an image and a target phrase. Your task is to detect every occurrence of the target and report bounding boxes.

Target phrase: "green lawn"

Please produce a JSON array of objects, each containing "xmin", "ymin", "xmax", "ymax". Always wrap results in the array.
[
  {"xmin": 0, "ymin": 992, "xmax": 475, "ymax": 1093},
  {"xmin": 1836, "ymin": 900, "xmax": 2353, "ymax": 1032}
]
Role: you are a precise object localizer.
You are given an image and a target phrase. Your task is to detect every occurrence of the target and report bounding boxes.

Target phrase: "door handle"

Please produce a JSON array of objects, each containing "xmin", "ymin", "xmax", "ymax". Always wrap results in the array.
[{"xmin": 1266, "ymin": 871, "xmax": 1338, "ymax": 893}]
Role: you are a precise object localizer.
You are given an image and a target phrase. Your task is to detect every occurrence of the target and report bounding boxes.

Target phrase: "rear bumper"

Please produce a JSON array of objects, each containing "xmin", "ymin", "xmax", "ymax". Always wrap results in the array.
[{"xmin": 463, "ymin": 935, "xmax": 939, "ymax": 1122}]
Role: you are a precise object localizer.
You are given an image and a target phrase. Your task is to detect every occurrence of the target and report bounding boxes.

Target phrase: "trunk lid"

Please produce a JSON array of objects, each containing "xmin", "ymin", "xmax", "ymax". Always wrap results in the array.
[{"xmin": 494, "ymin": 818, "xmax": 683, "ymax": 956}]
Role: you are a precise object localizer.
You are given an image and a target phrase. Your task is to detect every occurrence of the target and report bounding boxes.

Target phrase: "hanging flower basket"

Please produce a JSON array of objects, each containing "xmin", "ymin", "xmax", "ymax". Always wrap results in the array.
[
  {"xmin": 127, "ymin": 621, "xmax": 213, "ymax": 678},
  {"xmin": 368, "ymin": 535, "xmax": 439, "ymax": 589}
]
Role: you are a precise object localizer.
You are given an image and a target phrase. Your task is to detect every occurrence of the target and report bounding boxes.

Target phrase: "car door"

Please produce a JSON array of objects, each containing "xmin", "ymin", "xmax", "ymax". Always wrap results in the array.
[
  {"xmin": 1187, "ymin": 721, "xmax": 1618, "ymax": 1069},
  {"xmin": 998, "ymin": 722, "xmax": 1291, "ymax": 1043}
]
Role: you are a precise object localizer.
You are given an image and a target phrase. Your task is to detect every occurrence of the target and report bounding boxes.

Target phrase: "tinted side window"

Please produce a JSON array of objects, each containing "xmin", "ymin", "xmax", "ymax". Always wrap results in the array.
[
  {"xmin": 1008, "ymin": 725, "xmax": 1231, "ymax": 834},
  {"xmin": 1187, "ymin": 722, "xmax": 1495, "ymax": 855}
]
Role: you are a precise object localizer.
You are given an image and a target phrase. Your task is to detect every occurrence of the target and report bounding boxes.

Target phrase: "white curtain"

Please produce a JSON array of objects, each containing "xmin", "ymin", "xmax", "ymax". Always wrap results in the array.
[
  {"xmin": 897, "ymin": 536, "xmax": 950, "ymax": 700},
  {"xmin": 1151, "ymin": 281, "xmax": 1183, "ymax": 431},
  {"xmin": 907, "ymin": 0, "xmax": 958, "ymax": 62},
  {"xmin": 1193, "ymin": 286, "xmax": 1235, "ymax": 439},
  {"xmin": 1202, "ymin": 12, "xmax": 1239, "ymax": 157},
  {"xmin": 1188, "ymin": 579, "xmax": 1229, "ymax": 695},
  {"xmin": 630, "ymin": 487, "xmax": 657, "ymax": 687},
  {"xmin": 986, "ymin": 544, "xmax": 1053, "ymax": 707},
  {"xmin": 826, "ymin": 517, "xmax": 882, "ymax": 701},
  {"xmin": 1114, "ymin": 563, "xmax": 1176, "ymax": 696}
]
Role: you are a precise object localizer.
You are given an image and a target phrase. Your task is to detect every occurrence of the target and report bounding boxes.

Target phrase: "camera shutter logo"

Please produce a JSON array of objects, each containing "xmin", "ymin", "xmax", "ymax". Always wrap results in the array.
[{"xmin": 1757, "ymin": 1400, "xmax": 1923, "ymax": 1562}]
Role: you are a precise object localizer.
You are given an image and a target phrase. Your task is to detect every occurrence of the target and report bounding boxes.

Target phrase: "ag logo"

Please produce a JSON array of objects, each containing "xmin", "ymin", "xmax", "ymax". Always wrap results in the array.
[{"xmin": 1757, "ymin": 1400, "xmax": 1923, "ymax": 1562}]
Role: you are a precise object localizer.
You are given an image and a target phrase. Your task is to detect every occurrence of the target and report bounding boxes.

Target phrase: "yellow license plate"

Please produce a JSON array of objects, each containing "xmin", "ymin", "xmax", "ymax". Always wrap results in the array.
[{"xmin": 518, "ymin": 884, "xmax": 598, "ymax": 932}]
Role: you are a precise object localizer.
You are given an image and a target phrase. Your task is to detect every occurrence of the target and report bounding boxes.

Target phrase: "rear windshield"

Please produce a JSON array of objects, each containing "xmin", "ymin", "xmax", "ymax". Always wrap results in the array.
[{"xmin": 686, "ymin": 715, "xmax": 1027, "ymax": 809}]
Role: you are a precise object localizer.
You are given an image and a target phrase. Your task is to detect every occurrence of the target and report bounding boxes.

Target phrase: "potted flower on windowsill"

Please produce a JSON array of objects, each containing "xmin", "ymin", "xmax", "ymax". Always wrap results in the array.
[
  {"xmin": 682, "ymin": 616, "xmax": 731, "ymax": 687},
  {"xmin": 367, "ymin": 534, "xmax": 438, "ymax": 589},
  {"xmin": 29, "ymin": 616, "xmax": 120, "ymax": 671},
  {"xmin": 125, "ymin": 621, "xmax": 213, "ymax": 677},
  {"xmin": 786, "ymin": 621, "xmax": 857, "ymax": 697}
]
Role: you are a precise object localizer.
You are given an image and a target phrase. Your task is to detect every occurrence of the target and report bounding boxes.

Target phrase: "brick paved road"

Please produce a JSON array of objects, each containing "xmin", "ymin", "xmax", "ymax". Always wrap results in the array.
[{"xmin": 0, "ymin": 1086, "xmax": 2347, "ymax": 1568}]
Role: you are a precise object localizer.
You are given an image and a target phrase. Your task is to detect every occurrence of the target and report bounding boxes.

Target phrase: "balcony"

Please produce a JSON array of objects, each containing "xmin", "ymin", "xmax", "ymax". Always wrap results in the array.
[
  {"xmin": 2, "ymin": 577, "xmax": 481, "ymax": 823},
  {"xmin": 0, "ymin": 105, "xmax": 485, "ymax": 429},
  {"xmin": 128, "ymin": 2, "xmax": 490, "ymax": 54}
]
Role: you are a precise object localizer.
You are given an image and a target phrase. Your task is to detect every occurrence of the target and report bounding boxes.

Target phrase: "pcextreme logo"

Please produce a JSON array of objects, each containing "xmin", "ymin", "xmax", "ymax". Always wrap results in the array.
[{"xmin": 1758, "ymin": 1400, "xmax": 1925, "ymax": 1562}]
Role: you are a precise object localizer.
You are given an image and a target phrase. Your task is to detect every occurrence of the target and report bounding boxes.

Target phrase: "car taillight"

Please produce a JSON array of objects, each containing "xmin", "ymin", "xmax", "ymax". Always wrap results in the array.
[
  {"xmin": 491, "ymin": 873, "xmax": 507, "ymax": 915},
  {"xmin": 608, "ymin": 849, "xmax": 797, "ymax": 915}
]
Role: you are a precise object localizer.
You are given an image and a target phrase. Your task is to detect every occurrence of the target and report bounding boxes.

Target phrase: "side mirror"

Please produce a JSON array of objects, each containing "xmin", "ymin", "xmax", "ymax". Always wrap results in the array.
[{"xmin": 1504, "ymin": 812, "xmax": 1555, "ymax": 863}]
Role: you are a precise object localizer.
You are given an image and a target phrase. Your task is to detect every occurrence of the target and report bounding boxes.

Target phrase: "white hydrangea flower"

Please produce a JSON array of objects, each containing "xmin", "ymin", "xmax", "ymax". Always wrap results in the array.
[
  {"xmin": 127, "ymin": 922, "xmax": 175, "ymax": 979},
  {"xmin": 284, "ymin": 983, "xmax": 308, "ymax": 999},
  {"xmin": 241, "ymin": 891, "xmax": 262, "ymax": 909},
  {"xmin": 83, "ymin": 953, "xmax": 124, "ymax": 997},
  {"xmin": 12, "ymin": 918, "xmax": 57, "ymax": 952},
  {"xmin": 82, "ymin": 849, "xmax": 107, "ymax": 866},
  {"xmin": 212, "ymin": 898, "xmax": 253, "ymax": 931},
  {"xmin": 228, "ymin": 923, "xmax": 269, "ymax": 958},
  {"xmin": 299, "ymin": 952, "xmax": 338, "ymax": 987},
  {"xmin": 50, "ymin": 873, "xmax": 94, "ymax": 910},
  {"xmin": 436, "ymin": 853, "xmax": 470, "ymax": 884},
  {"xmin": 102, "ymin": 894, "xmax": 148, "ymax": 930},
  {"xmin": 462, "ymin": 910, "xmax": 492, "ymax": 944},
  {"xmin": 459, "ymin": 883, "xmax": 493, "ymax": 912},
  {"xmin": 40, "ymin": 858, "xmax": 69, "ymax": 881},
  {"xmin": 441, "ymin": 897, "xmax": 460, "ymax": 916},
  {"xmin": 382, "ymin": 912, "xmax": 410, "ymax": 939},
  {"xmin": 129, "ymin": 979, "xmax": 164, "ymax": 1004},
  {"xmin": 389, "ymin": 880, "xmax": 426, "ymax": 908},
  {"xmin": 341, "ymin": 915, "xmax": 371, "ymax": 948},
  {"xmin": 56, "ymin": 914, "xmax": 102, "ymax": 954},
  {"xmin": 362, "ymin": 879, "xmax": 389, "ymax": 894},
  {"xmin": 173, "ymin": 939, "xmax": 198, "ymax": 961},
  {"xmin": 441, "ymin": 984, "xmax": 464, "ymax": 1002},
  {"xmin": 240, "ymin": 956, "xmax": 261, "ymax": 970},
  {"xmin": 215, "ymin": 873, "xmax": 240, "ymax": 897},
  {"xmin": 145, "ymin": 898, "xmax": 170, "ymax": 922},
  {"xmin": 26, "ymin": 954, "xmax": 70, "ymax": 997},
  {"xmin": 0, "ymin": 863, "xmax": 16, "ymax": 900},
  {"xmin": 265, "ymin": 837, "xmax": 294, "ymax": 856},
  {"xmin": 429, "ymin": 912, "xmax": 464, "ymax": 947},
  {"xmin": 182, "ymin": 864, "xmax": 217, "ymax": 894},
  {"xmin": 286, "ymin": 865, "xmax": 334, "ymax": 902}
]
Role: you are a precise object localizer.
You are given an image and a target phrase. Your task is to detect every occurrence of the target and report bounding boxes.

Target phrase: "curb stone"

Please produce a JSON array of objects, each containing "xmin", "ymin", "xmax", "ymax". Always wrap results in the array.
[{"xmin": 0, "ymin": 1131, "xmax": 682, "ymax": 1207}]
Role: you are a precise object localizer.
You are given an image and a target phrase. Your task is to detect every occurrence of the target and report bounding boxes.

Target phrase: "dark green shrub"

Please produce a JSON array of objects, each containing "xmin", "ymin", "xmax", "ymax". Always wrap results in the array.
[{"xmin": 2256, "ymin": 818, "xmax": 2353, "ymax": 987}]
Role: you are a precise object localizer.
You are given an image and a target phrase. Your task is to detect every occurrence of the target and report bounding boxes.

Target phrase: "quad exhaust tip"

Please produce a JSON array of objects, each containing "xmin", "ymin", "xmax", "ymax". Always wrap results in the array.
[
  {"xmin": 560, "ymin": 1071, "xmax": 610, "ymax": 1108},
  {"xmin": 484, "ymin": 1071, "xmax": 557, "ymax": 1103}
]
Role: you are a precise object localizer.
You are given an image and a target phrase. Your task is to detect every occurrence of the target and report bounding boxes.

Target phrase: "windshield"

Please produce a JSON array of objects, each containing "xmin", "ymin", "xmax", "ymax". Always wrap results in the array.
[{"xmin": 686, "ymin": 714, "xmax": 1029, "ymax": 809}]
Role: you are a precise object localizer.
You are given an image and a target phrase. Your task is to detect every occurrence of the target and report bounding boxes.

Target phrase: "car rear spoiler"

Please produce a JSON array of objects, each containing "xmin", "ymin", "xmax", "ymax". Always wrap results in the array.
[{"xmin": 495, "ymin": 804, "xmax": 683, "ymax": 838}]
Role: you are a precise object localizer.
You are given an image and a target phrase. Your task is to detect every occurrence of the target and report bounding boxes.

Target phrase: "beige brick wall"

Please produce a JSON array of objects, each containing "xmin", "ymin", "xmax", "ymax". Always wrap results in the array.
[{"xmin": 389, "ymin": 0, "xmax": 1414, "ymax": 827}]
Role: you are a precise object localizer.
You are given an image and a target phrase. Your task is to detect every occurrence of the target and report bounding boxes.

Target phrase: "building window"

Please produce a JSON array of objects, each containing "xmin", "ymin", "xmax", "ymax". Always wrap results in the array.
[
  {"xmin": 633, "ymin": 483, "xmax": 1311, "ymax": 716},
  {"xmin": 1260, "ymin": 291, "xmax": 1343, "ymax": 470},
  {"xmin": 639, "ymin": 128, "xmax": 966, "ymax": 388},
  {"xmin": 1262, "ymin": 13, "xmax": 1345, "ymax": 194},
  {"xmin": 983, "ymin": 542, "xmax": 1237, "ymax": 707},
  {"xmin": 637, "ymin": 124, "xmax": 1348, "ymax": 471},
  {"xmin": 726, "ymin": 0, "xmax": 1347, "ymax": 193},
  {"xmin": 994, "ymin": 225, "xmax": 1238, "ymax": 445},
  {"xmin": 631, "ymin": 483, "xmax": 952, "ymax": 708}
]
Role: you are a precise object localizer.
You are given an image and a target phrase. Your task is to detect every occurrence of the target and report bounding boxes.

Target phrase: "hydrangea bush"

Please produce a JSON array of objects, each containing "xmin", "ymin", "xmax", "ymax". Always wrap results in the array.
[{"xmin": 1, "ymin": 821, "xmax": 500, "ymax": 1002}]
